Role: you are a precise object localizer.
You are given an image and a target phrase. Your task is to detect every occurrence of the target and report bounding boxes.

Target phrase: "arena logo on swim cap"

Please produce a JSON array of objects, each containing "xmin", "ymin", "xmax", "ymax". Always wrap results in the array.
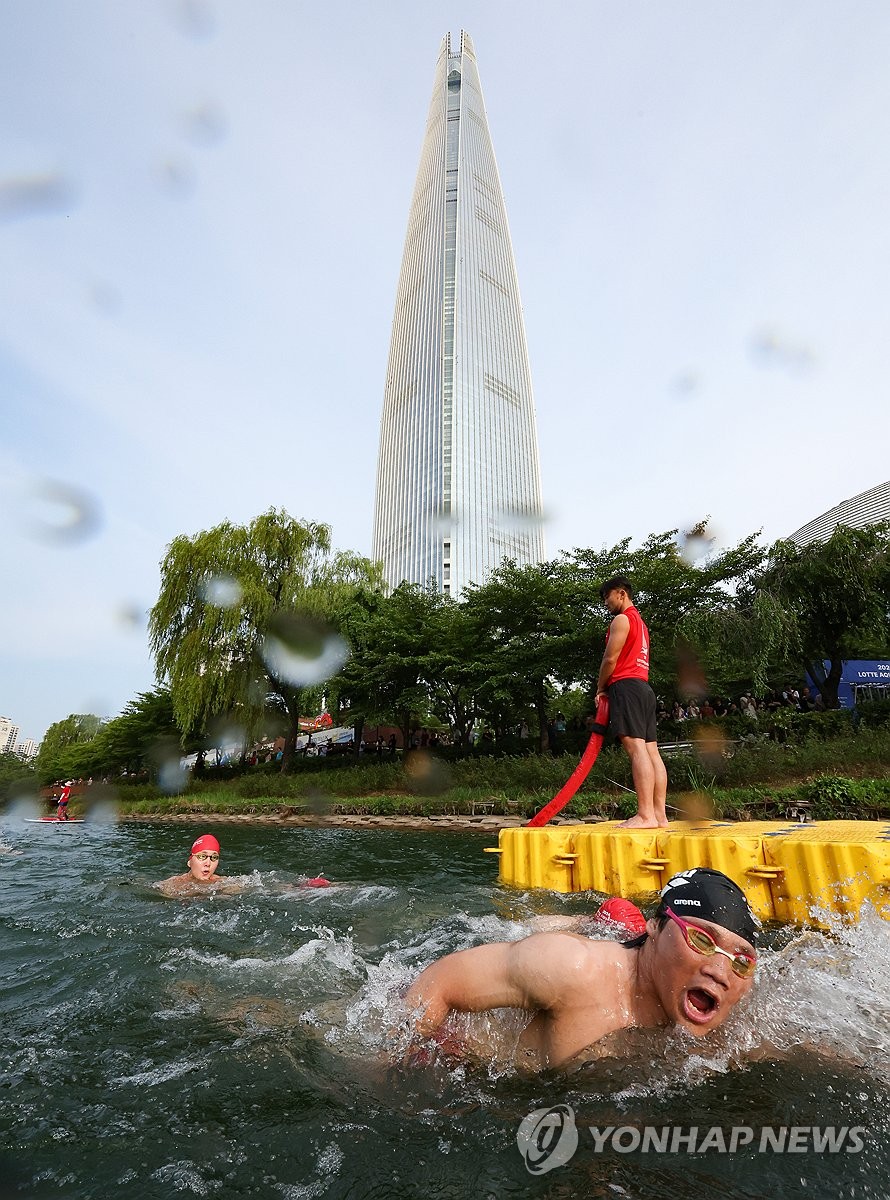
[
  {"xmin": 516, "ymin": 1104, "xmax": 579, "ymax": 1174},
  {"xmin": 190, "ymin": 834, "xmax": 220, "ymax": 856}
]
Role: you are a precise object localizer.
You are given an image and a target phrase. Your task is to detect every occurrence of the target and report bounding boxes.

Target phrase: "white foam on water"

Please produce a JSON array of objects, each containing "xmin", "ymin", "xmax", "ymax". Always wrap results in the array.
[
  {"xmin": 161, "ymin": 927, "xmax": 367, "ymax": 997},
  {"xmin": 342, "ymin": 884, "xmax": 399, "ymax": 905},
  {"xmin": 151, "ymin": 1159, "xmax": 220, "ymax": 1195},
  {"xmin": 274, "ymin": 1142, "xmax": 344, "ymax": 1199},
  {"xmin": 116, "ymin": 1058, "xmax": 202, "ymax": 1088}
]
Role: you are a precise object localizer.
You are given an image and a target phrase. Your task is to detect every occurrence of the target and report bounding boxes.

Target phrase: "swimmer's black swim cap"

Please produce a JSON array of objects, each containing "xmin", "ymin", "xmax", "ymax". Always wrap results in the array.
[{"xmin": 657, "ymin": 868, "xmax": 760, "ymax": 947}]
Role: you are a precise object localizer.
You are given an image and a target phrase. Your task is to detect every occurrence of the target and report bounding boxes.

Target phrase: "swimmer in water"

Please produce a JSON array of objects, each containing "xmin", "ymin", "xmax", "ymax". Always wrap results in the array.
[
  {"xmin": 403, "ymin": 868, "xmax": 760, "ymax": 1072},
  {"xmin": 155, "ymin": 834, "xmax": 232, "ymax": 896},
  {"xmin": 154, "ymin": 833, "xmax": 333, "ymax": 897}
]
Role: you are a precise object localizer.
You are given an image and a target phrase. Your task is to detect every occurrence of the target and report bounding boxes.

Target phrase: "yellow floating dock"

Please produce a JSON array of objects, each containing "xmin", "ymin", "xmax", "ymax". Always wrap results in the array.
[{"xmin": 485, "ymin": 820, "xmax": 890, "ymax": 925}]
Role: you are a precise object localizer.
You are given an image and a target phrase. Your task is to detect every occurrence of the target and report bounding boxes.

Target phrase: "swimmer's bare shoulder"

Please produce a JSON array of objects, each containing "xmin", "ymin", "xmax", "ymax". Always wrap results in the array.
[
  {"xmin": 513, "ymin": 935, "xmax": 640, "ymax": 1069},
  {"xmin": 405, "ymin": 932, "xmax": 637, "ymax": 1071}
]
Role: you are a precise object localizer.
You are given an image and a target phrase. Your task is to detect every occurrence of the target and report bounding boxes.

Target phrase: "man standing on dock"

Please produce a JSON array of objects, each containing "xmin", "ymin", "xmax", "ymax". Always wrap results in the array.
[{"xmin": 595, "ymin": 576, "xmax": 668, "ymax": 829}]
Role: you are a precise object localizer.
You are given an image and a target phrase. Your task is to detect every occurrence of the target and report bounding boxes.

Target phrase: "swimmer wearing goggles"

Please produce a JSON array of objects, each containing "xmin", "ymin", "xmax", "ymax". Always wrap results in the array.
[
  {"xmin": 154, "ymin": 834, "xmax": 224, "ymax": 895},
  {"xmin": 405, "ymin": 867, "xmax": 760, "ymax": 1072}
]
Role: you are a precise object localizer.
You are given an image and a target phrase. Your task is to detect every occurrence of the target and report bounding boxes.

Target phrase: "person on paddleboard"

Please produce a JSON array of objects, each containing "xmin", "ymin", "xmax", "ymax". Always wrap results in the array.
[
  {"xmin": 403, "ymin": 868, "xmax": 759, "ymax": 1072},
  {"xmin": 595, "ymin": 575, "xmax": 668, "ymax": 829},
  {"xmin": 56, "ymin": 781, "xmax": 72, "ymax": 820}
]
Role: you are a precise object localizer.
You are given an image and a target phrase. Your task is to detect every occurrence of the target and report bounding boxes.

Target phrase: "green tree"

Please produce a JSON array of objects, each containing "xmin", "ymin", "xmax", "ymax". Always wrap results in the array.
[
  {"xmin": 149, "ymin": 509, "xmax": 382, "ymax": 767},
  {"xmin": 89, "ymin": 687, "xmax": 188, "ymax": 779},
  {"xmin": 35, "ymin": 713, "xmax": 102, "ymax": 782},
  {"xmin": 464, "ymin": 560, "xmax": 588, "ymax": 752},
  {"xmin": 750, "ymin": 524, "xmax": 890, "ymax": 707},
  {"xmin": 334, "ymin": 583, "xmax": 439, "ymax": 748},
  {"xmin": 567, "ymin": 523, "xmax": 766, "ymax": 699},
  {"xmin": 0, "ymin": 750, "xmax": 38, "ymax": 802},
  {"xmin": 422, "ymin": 596, "xmax": 492, "ymax": 744}
]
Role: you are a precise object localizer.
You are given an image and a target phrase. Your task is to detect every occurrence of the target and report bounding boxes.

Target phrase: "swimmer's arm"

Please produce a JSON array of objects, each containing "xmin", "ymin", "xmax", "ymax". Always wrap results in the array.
[
  {"xmin": 153, "ymin": 875, "xmax": 187, "ymax": 896},
  {"xmin": 404, "ymin": 933, "xmax": 586, "ymax": 1038},
  {"xmin": 211, "ymin": 881, "xmax": 247, "ymax": 895}
]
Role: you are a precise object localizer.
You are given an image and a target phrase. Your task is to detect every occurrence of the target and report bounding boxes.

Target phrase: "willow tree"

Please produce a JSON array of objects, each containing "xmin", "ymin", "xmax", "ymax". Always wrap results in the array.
[{"xmin": 149, "ymin": 509, "xmax": 383, "ymax": 766}]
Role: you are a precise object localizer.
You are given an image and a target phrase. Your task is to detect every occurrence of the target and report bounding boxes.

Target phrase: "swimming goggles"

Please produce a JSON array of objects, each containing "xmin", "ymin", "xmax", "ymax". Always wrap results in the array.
[
  {"xmin": 193, "ymin": 852, "xmax": 219, "ymax": 861},
  {"xmin": 664, "ymin": 907, "xmax": 756, "ymax": 978}
]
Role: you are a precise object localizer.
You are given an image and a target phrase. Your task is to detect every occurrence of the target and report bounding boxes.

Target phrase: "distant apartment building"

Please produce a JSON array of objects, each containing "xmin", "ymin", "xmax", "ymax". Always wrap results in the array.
[
  {"xmin": 16, "ymin": 738, "xmax": 38, "ymax": 760},
  {"xmin": 0, "ymin": 717, "xmax": 21, "ymax": 754}
]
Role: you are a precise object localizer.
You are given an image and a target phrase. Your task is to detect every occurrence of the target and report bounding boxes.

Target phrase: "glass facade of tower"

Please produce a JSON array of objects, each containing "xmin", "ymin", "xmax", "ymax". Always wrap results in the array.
[{"xmin": 373, "ymin": 31, "xmax": 545, "ymax": 596}]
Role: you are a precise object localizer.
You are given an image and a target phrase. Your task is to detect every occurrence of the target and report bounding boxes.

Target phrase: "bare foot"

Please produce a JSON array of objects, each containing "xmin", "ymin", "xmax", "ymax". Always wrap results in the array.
[{"xmin": 615, "ymin": 815, "xmax": 660, "ymax": 829}]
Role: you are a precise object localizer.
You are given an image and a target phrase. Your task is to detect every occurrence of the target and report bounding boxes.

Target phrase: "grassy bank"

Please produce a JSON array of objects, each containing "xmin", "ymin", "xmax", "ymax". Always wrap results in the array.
[{"xmin": 42, "ymin": 724, "xmax": 890, "ymax": 823}]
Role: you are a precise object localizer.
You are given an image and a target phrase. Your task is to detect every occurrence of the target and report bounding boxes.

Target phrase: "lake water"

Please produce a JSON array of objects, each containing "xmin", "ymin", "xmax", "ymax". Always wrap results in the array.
[{"xmin": 1, "ymin": 817, "xmax": 888, "ymax": 1199}]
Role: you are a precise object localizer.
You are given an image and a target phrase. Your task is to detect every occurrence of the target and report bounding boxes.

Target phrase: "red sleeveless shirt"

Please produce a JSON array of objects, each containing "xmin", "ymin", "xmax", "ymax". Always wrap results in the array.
[{"xmin": 607, "ymin": 605, "xmax": 650, "ymax": 683}]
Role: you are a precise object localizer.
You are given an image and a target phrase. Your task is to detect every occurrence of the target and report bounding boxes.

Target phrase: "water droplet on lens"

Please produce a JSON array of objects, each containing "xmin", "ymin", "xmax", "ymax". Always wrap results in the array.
[
  {"xmin": 84, "ymin": 795, "xmax": 120, "ymax": 825},
  {"xmin": 116, "ymin": 603, "xmax": 146, "ymax": 630},
  {"xmin": 204, "ymin": 721, "xmax": 244, "ymax": 764},
  {"xmin": 675, "ymin": 639, "xmax": 708, "ymax": 699},
  {"xmin": 676, "ymin": 519, "xmax": 717, "ymax": 565},
  {"xmin": 25, "ymin": 479, "xmax": 102, "ymax": 545},
  {"xmin": 675, "ymin": 792, "xmax": 715, "ymax": 822},
  {"xmin": 678, "ymin": 535, "xmax": 710, "ymax": 565},
  {"xmin": 200, "ymin": 575, "xmax": 242, "ymax": 608},
  {"xmin": 0, "ymin": 173, "xmax": 76, "ymax": 221},
  {"xmin": 158, "ymin": 758, "xmax": 189, "ymax": 795},
  {"xmin": 182, "ymin": 102, "xmax": 227, "ymax": 146},
  {"xmin": 671, "ymin": 370, "xmax": 700, "ymax": 398},
  {"xmin": 749, "ymin": 326, "xmax": 816, "ymax": 372},
  {"xmin": 262, "ymin": 615, "xmax": 349, "ymax": 687},
  {"xmin": 7, "ymin": 794, "xmax": 42, "ymax": 821},
  {"xmin": 171, "ymin": 0, "xmax": 216, "ymax": 39},
  {"xmin": 429, "ymin": 505, "xmax": 459, "ymax": 535},
  {"xmin": 692, "ymin": 722, "xmax": 729, "ymax": 768},
  {"xmin": 403, "ymin": 751, "xmax": 452, "ymax": 796},
  {"xmin": 305, "ymin": 787, "xmax": 332, "ymax": 815},
  {"xmin": 90, "ymin": 281, "xmax": 122, "ymax": 315},
  {"xmin": 158, "ymin": 156, "xmax": 196, "ymax": 198},
  {"xmin": 497, "ymin": 504, "xmax": 549, "ymax": 535}
]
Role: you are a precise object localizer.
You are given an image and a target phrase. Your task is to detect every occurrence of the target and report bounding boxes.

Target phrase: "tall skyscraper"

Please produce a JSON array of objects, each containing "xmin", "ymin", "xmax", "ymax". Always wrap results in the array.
[{"xmin": 373, "ymin": 31, "xmax": 545, "ymax": 596}]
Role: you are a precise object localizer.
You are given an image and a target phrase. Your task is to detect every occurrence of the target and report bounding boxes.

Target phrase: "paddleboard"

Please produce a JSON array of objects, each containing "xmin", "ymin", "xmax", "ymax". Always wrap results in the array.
[{"xmin": 24, "ymin": 818, "xmax": 86, "ymax": 824}]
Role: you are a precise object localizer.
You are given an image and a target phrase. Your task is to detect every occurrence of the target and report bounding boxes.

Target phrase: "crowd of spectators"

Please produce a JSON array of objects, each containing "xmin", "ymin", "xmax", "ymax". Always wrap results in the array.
[{"xmin": 657, "ymin": 685, "xmax": 823, "ymax": 723}]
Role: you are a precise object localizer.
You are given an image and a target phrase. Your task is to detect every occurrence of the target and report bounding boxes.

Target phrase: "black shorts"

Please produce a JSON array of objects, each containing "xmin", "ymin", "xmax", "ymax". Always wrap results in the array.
[{"xmin": 607, "ymin": 678, "xmax": 657, "ymax": 743}]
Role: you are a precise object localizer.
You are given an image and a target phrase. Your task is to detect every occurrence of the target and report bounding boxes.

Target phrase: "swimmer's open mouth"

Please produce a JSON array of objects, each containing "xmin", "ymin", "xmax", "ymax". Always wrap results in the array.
[{"xmin": 683, "ymin": 988, "xmax": 718, "ymax": 1024}]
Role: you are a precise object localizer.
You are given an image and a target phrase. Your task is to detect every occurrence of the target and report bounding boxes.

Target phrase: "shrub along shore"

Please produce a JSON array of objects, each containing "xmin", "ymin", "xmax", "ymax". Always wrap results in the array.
[{"xmin": 50, "ymin": 720, "xmax": 890, "ymax": 824}]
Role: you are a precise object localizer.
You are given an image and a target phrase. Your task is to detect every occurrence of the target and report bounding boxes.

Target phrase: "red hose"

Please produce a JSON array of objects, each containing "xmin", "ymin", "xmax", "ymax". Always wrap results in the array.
[{"xmin": 526, "ymin": 696, "xmax": 610, "ymax": 827}]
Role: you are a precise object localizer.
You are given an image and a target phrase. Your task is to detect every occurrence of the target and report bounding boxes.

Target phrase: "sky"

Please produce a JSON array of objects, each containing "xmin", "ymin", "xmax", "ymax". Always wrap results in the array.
[{"xmin": 2, "ymin": 0, "xmax": 889, "ymax": 745}]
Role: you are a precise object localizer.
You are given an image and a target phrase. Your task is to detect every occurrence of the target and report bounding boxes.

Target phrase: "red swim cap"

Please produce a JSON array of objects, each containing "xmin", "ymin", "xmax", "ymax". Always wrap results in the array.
[
  {"xmin": 299, "ymin": 876, "xmax": 331, "ymax": 888},
  {"xmin": 190, "ymin": 834, "xmax": 220, "ymax": 856},
  {"xmin": 594, "ymin": 897, "xmax": 647, "ymax": 936}
]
